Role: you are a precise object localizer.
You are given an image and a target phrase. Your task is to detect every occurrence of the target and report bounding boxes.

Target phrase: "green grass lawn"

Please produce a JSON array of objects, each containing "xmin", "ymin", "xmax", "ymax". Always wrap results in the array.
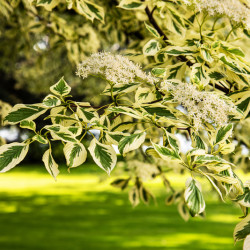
[{"xmin": 0, "ymin": 164, "xmax": 245, "ymax": 250}]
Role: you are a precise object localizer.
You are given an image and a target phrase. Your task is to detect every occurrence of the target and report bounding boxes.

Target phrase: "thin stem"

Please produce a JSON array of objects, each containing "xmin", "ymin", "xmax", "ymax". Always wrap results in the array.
[
  {"xmin": 225, "ymin": 25, "xmax": 237, "ymax": 41},
  {"xmin": 212, "ymin": 16, "xmax": 221, "ymax": 31}
]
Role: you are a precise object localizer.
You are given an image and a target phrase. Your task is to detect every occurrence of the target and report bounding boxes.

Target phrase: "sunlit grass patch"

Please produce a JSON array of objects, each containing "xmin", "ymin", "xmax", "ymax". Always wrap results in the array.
[{"xmin": 0, "ymin": 164, "xmax": 245, "ymax": 249}]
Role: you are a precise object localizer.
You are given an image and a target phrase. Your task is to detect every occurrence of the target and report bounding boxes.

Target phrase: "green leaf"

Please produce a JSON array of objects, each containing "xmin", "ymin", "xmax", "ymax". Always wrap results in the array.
[
  {"xmin": 215, "ymin": 123, "xmax": 233, "ymax": 144},
  {"xmin": 184, "ymin": 178, "xmax": 205, "ymax": 217},
  {"xmin": 50, "ymin": 77, "xmax": 71, "ymax": 96},
  {"xmin": 0, "ymin": 142, "xmax": 29, "ymax": 172},
  {"xmin": 152, "ymin": 142, "xmax": 182, "ymax": 162},
  {"xmin": 44, "ymin": 125, "xmax": 78, "ymax": 143},
  {"xmin": 143, "ymin": 39, "xmax": 161, "ymax": 56},
  {"xmin": 88, "ymin": 139, "xmax": 117, "ymax": 175},
  {"xmin": 118, "ymin": 131, "xmax": 146, "ymax": 156},
  {"xmin": 20, "ymin": 120, "xmax": 36, "ymax": 131},
  {"xmin": 63, "ymin": 142, "xmax": 87, "ymax": 169},
  {"xmin": 43, "ymin": 94, "xmax": 61, "ymax": 107},
  {"xmin": 42, "ymin": 149, "xmax": 59, "ymax": 181},
  {"xmin": 4, "ymin": 104, "xmax": 47, "ymax": 125},
  {"xmin": 234, "ymin": 214, "xmax": 250, "ymax": 242}
]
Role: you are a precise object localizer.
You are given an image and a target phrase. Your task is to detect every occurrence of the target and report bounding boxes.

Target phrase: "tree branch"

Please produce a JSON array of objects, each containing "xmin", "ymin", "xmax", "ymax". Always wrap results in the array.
[{"xmin": 145, "ymin": 6, "xmax": 168, "ymax": 41}]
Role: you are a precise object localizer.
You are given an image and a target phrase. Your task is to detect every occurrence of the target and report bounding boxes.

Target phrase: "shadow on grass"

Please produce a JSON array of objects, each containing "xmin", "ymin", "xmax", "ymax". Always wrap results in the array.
[{"xmin": 0, "ymin": 189, "xmax": 243, "ymax": 250}]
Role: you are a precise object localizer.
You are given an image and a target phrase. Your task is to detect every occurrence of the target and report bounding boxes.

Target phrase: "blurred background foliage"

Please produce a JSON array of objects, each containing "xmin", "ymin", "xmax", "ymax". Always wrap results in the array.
[{"xmin": 0, "ymin": 0, "xmax": 145, "ymax": 105}]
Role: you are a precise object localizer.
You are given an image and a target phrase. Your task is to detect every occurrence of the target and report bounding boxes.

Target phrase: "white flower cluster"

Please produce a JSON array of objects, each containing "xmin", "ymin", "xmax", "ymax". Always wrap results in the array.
[
  {"xmin": 127, "ymin": 160, "xmax": 159, "ymax": 181},
  {"xmin": 76, "ymin": 52, "xmax": 157, "ymax": 85},
  {"xmin": 161, "ymin": 80, "xmax": 237, "ymax": 129},
  {"xmin": 184, "ymin": 0, "xmax": 250, "ymax": 29}
]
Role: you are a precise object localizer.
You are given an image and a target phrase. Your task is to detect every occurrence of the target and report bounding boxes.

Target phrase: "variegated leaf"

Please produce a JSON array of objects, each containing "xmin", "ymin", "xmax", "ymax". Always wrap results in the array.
[
  {"xmin": 77, "ymin": 106, "xmax": 98, "ymax": 123},
  {"xmin": 164, "ymin": 62, "xmax": 186, "ymax": 80},
  {"xmin": 236, "ymin": 187, "xmax": 250, "ymax": 207},
  {"xmin": 108, "ymin": 106, "xmax": 143, "ymax": 119},
  {"xmin": 43, "ymin": 94, "xmax": 61, "ymax": 107},
  {"xmin": 118, "ymin": 0, "xmax": 145, "ymax": 10},
  {"xmin": 44, "ymin": 125, "xmax": 78, "ymax": 143},
  {"xmin": 75, "ymin": 0, "xmax": 104, "ymax": 22},
  {"xmin": 20, "ymin": 120, "xmax": 36, "ymax": 131},
  {"xmin": 0, "ymin": 142, "xmax": 29, "ymax": 172},
  {"xmin": 191, "ymin": 63, "xmax": 210, "ymax": 88},
  {"xmin": 88, "ymin": 139, "xmax": 117, "ymax": 175},
  {"xmin": 191, "ymin": 133, "xmax": 208, "ymax": 151},
  {"xmin": 152, "ymin": 142, "xmax": 182, "ymax": 162},
  {"xmin": 215, "ymin": 123, "xmax": 233, "ymax": 145},
  {"xmin": 135, "ymin": 87, "xmax": 155, "ymax": 104},
  {"xmin": 143, "ymin": 39, "xmax": 161, "ymax": 56},
  {"xmin": 118, "ymin": 131, "xmax": 146, "ymax": 156},
  {"xmin": 244, "ymin": 234, "xmax": 250, "ymax": 250},
  {"xmin": 103, "ymin": 82, "xmax": 140, "ymax": 95},
  {"xmin": 36, "ymin": 0, "xmax": 60, "ymax": 11},
  {"xmin": 4, "ymin": 104, "xmax": 47, "ymax": 124},
  {"xmin": 184, "ymin": 178, "xmax": 205, "ymax": 217},
  {"xmin": 142, "ymin": 105, "xmax": 177, "ymax": 120},
  {"xmin": 42, "ymin": 149, "xmax": 59, "ymax": 181},
  {"xmin": 234, "ymin": 214, "xmax": 250, "ymax": 242},
  {"xmin": 163, "ymin": 128, "xmax": 180, "ymax": 153},
  {"xmin": 144, "ymin": 22, "xmax": 160, "ymax": 38},
  {"xmin": 160, "ymin": 46, "xmax": 197, "ymax": 56},
  {"xmin": 32, "ymin": 134, "xmax": 48, "ymax": 144},
  {"xmin": 221, "ymin": 43, "xmax": 245, "ymax": 58},
  {"xmin": 50, "ymin": 77, "xmax": 71, "ymax": 96},
  {"xmin": 63, "ymin": 142, "xmax": 87, "ymax": 169},
  {"xmin": 193, "ymin": 154, "xmax": 231, "ymax": 166}
]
